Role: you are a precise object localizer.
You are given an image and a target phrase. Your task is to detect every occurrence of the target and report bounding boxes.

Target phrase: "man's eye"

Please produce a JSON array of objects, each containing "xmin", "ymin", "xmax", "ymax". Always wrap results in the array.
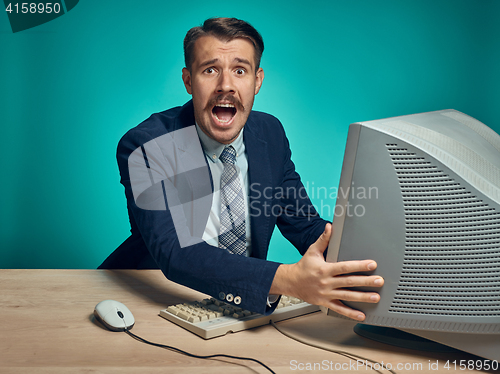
[
  {"xmin": 204, "ymin": 67, "xmax": 216, "ymax": 74},
  {"xmin": 235, "ymin": 68, "xmax": 246, "ymax": 75}
]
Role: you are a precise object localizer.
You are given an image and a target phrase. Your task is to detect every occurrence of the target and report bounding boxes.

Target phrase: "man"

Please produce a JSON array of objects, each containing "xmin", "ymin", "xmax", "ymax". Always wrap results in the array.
[{"xmin": 100, "ymin": 18, "xmax": 383, "ymax": 320}]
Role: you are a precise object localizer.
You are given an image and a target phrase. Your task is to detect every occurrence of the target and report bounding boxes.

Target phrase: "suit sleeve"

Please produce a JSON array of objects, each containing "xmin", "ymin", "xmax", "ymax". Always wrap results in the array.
[{"xmin": 117, "ymin": 127, "xmax": 281, "ymax": 314}]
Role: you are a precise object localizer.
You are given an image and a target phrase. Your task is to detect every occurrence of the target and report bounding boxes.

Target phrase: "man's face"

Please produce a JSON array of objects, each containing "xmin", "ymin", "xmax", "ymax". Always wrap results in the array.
[{"xmin": 182, "ymin": 35, "xmax": 264, "ymax": 144}]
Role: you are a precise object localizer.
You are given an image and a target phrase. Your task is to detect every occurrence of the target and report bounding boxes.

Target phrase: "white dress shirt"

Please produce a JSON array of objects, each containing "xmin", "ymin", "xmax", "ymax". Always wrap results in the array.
[{"xmin": 195, "ymin": 124, "xmax": 252, "ymax": 256}]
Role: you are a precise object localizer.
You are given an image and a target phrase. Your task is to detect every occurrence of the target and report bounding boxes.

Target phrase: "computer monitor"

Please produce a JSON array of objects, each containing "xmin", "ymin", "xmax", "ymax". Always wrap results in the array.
[{"xmin": 324, "ymin": 109, "xmax": 500, "ymax": 361}]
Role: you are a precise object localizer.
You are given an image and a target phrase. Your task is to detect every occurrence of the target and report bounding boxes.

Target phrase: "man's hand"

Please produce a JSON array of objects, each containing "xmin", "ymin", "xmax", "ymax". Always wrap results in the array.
[{"xmin": 270, "ymin": 223, "xmax": 384, "ymax": 321}]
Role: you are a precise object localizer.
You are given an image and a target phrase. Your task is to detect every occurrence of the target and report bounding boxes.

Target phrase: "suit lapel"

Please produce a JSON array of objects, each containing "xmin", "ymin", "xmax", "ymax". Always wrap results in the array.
[
  {"xmin": 244, "ymin": 124, "xmax": 273, "ymax": 260},
  {"xmin": 172, "ymin": 102, "xmax": 213, "ymax": 238},
  {"xmin": 175, "ymin": 100, "xmax": 214, "ymax": 191}
]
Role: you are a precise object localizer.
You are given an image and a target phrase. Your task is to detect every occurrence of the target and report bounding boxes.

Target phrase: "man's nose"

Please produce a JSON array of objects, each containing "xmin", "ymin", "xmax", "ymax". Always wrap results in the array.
[{"xmin": 216, "ymin": 70, "xmax": 235, "ymax": 94}]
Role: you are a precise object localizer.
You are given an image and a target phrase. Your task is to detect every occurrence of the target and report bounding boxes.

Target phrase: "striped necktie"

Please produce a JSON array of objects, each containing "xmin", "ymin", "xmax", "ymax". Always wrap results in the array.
[{"xmin": 218, "ymin": 146, "xmax": 246, "ymax": 255}]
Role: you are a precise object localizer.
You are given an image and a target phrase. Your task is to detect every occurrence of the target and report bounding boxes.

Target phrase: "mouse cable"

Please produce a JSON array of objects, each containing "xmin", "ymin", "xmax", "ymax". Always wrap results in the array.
[
  {"xmin": 123, "ymin": 328, "xmax": 275, "ymax": 374},
  {"xmin": 270, "ymin": 321, "xmax": 397, "ymax": 374}
]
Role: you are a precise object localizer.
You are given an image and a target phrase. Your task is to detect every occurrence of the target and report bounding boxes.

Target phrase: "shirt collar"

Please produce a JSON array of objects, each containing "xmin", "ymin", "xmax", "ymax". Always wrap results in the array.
[{"xmin": 195, "ymin": 123, "xmax": 244, "ymax": 163}]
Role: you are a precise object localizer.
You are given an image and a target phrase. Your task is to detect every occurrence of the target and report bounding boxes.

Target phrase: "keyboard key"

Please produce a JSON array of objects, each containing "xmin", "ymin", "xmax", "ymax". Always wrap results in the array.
[{"xmin": 159, "ymin": 296, "xmax": 319, "ymax": 339}]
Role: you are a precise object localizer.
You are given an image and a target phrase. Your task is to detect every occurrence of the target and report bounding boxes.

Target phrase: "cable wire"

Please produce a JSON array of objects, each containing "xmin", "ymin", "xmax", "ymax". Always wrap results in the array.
[
  {"xmin": 270, "ymin": 321, "xmax": 397, "ymax": 374},
  {"xmin": 124, "ymin": 328, "xmax": 275, "ymax": 374}
]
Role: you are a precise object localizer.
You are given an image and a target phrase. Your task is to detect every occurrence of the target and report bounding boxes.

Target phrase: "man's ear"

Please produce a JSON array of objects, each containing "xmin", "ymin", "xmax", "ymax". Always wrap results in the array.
[
  {"xmin": 182, "ymin": 68, "xmax": 192, "ymax": 95},
  {"xmin": 254, "ymin": 67, "xmax": 264, "ymax": 95}
]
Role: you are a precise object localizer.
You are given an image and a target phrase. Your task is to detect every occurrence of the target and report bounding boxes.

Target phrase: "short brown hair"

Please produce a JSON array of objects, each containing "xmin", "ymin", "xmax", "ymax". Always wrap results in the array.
[{"xmin": 184, "ymin": 17, "xmax": 264, "ymax": 72}]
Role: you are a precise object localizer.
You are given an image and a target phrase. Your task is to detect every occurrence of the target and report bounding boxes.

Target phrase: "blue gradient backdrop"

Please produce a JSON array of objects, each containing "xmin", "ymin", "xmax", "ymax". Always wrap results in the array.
[{"xmin": 1, "ymin": 0, "xmax": 499, "ymax": 268}]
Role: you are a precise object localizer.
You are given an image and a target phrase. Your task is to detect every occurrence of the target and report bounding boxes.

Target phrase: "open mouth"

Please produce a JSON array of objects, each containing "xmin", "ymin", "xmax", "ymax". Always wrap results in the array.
[{"xmin": 212, "ymin": 103, "xmax": 237, "ymax": 124}]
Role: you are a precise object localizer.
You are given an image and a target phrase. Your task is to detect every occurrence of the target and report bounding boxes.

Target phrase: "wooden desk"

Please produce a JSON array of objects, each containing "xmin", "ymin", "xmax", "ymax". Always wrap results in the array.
[{"xmin": 0, "ymin": 270, "xmax": 495, "ymax": 373}]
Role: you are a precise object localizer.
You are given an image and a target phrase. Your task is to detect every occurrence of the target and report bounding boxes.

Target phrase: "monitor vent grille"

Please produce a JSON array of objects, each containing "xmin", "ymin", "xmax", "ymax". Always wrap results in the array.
[{"xmin": 386, "ymin": 144, "xmax": 500, "ymax": 317}]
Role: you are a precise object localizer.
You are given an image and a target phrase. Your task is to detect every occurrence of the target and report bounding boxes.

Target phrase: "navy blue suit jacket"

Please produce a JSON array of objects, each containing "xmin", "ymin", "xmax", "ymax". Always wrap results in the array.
[{"xmin": 100, "ymin": 101, "xmax": 327, "ymax": 314}]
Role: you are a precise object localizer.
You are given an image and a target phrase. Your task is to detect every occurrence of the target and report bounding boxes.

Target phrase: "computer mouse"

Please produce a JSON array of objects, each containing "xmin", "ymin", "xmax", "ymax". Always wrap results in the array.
[{"xmin": 94, "ymin": 300, "xmax": 135, "ymax": 332}]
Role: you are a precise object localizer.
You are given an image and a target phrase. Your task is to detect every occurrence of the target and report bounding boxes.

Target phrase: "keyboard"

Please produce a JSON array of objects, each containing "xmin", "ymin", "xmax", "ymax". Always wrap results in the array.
[{"xmin": 160, "ymin": 295, "xmax": 319, "ymax": 339}]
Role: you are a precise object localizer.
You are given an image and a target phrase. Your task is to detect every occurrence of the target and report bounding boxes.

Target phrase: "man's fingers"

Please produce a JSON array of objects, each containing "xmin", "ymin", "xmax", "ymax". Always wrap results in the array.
[
  {"xmin": 286, "ymin": 231, "xmax": 384, "ymax": 314},
  {"xmin": 327, "ymin": 300, "xmax": 366, "ymax": 322},
  {"xmin": 326, "ymin": 289, "xmax": 383, "ymax": 321},
  {"xmin": 307, "ymin": 223, "xmax": 332, "ymax": 256},
  {"xmin": 330, "ymin": 288, "xmax": 381, "ymax": 303},
  {"xmin": 332, "ymin": 274, "xmax": 384, "ymax": 289},
  {"xmin": 329, "ymin": 259, "xmax": 378, "ymax": 277}
]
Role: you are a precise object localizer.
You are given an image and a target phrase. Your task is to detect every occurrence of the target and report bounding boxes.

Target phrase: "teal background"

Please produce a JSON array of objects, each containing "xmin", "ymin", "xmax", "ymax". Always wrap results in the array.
[{"xmin": 1, "ymin": 0, "xmax": 499, "ymax": 269}]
